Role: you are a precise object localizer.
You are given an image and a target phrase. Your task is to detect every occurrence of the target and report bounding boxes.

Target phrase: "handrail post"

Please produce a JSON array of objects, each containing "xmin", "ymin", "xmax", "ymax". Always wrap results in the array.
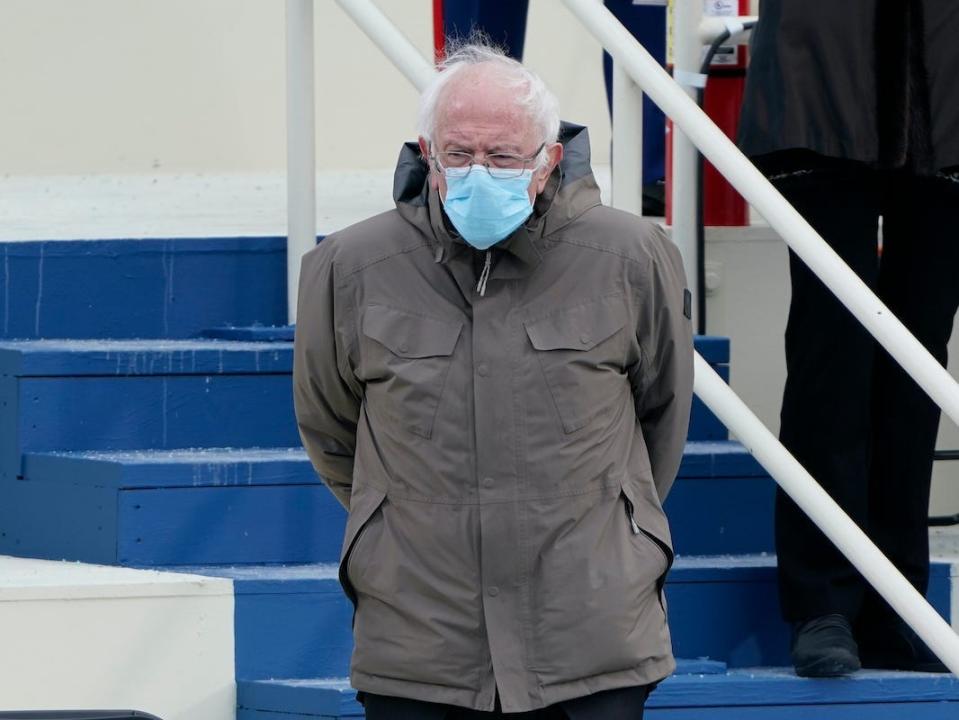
[
  {"xmin": 611, "ymin": 61, "xmax": 644, "ymax": 215},
  {"xmin": 286, "ymin": 0, "xmax": 316, "ymax": 325},
  {"xmin": 670, "ymin": 0, "xmax": 702, "ymax": 329}
]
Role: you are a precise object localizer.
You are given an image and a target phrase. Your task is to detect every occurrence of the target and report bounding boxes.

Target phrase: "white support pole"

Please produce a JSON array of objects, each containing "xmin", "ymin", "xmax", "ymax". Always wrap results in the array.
[
  {"xmin": 611, "ymin": 61, "xmax": 644, "ymax": 215},
  {"xmin": 335, "ymin": 0, "xmax": 435, "ymax": 92},
  {"xmin": 669, "ymin": 0, "xmax": 702, "ymax": 329},
  {"xmin": 694, "ymin": 355, "xmax": 959, "ymax": 676},
  {"xmin": 285, "ymin": 0, "xmax": 316, "ymax": 325}
]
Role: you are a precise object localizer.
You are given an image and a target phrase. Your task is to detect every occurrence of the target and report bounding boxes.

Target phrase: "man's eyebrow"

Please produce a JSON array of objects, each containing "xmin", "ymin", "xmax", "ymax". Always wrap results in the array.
[{"xmin": 441, "ymin": 138, "xmax": 525, "ymax": 154}]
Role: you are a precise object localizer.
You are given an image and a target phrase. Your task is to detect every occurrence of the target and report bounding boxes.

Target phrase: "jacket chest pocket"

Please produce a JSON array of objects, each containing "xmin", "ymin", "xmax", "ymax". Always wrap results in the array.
[
  {"xmin": 524, "ymin": 298, "xmax": 629, "ymax": 434},
  {"xmin": 361, "ymin": 304, "xmax": 462, "ymax": 439}
]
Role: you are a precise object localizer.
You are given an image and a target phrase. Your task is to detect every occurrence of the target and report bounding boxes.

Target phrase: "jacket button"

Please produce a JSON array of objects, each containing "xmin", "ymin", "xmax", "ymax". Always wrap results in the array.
[
  {"xmin": 487, "ymin": 586, "xmax": 499, "ymax": 597},
  {"xmin": 477, "ymin": 362, "xmax": 489, "ymax": 377},
  {"xmin": 398, "ymin": 343, "xmax": 410, "ymax": 354},
  {"xmin": 482, "ymin": 476, "xmax": 494, "ymax": 488},
  {"xmin": 580, "ymin": 333, "xmax": 591, "ymax": 345}
]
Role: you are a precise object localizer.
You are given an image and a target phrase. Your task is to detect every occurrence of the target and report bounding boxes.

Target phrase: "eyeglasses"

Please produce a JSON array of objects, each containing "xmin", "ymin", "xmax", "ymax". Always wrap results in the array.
[{"xmin": 431, "ymin": 143, "xmax": 546, "ymax": 180}]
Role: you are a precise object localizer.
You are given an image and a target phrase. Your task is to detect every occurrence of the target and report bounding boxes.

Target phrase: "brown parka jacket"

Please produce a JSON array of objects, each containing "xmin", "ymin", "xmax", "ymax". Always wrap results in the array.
[{"xmin": 293, "ymin": 123, "xmax": 694, "ymax": 713}]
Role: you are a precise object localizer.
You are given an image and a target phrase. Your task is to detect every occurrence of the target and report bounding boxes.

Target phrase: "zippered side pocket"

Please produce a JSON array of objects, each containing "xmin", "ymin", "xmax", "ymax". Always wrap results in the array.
[{"xmin": 622, "ymin": 490, "xmax": 674, "ymax": 611}]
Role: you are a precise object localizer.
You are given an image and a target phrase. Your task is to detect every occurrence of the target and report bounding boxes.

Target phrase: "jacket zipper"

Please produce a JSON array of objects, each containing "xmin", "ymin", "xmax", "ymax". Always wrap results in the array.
[
  {"xmin": 624, "ymin": 497, "xmax": 641, "ymax": 535},
  {"xmin": 476, "ymin": 250, "xmax": 492, "ymax": 296}
]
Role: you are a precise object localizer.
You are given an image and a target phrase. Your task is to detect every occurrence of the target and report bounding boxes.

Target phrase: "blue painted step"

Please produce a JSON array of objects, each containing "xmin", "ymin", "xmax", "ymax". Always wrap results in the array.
[
  {"xmin": 0, "ymin": 336, "xmax": 727, "ymax": 487},
  {"xmin": 691, "ymin": 336, "xmax": 729, "ymax": 441},
  {"xmin": 204, "ymin": 325, "xmax": 295, "ymax": 342},
  {"xmin": 0, "ymin": 448, "xmax": 341, "ymax": 565},
  {"xmin": 0, "ymin": 339, "xmax": 298, "ymax": 482},
  {"xmin": 669, "ymin": 556, "xmax": 954, "ymax": 667},
  {"xmin": 236, "ymin": 660, "xmax": 727, "ymax": 719},
  {"xmin": 188, "ymin": 564, "xmax": 352, "ymax": 682},
  {"xmin": 1, "ymin": 441, "xmax": 771, "ymax": 566},
  {"xmin": 669, "ymin": 440, "xmax": 772, "ymax": 555},
  {"xmin": 185, "ymin": 557, "xmax": 956, "ymax": 679},
  {"xmin": 237, "ymin": 668, "xmax": 959, "ymax": 719},
  {"xmin": 646, "ymin": 669, "xmax": 959, "ymax": 719},
  {"xmin": 0, "ymin": 238, "xmax": 287, "ymax": 340}
]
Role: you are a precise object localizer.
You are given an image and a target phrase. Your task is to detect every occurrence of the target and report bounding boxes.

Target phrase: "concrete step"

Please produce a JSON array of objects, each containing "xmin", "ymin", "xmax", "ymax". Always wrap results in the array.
[
  {"xmin": 190, "ymin": 563, "xmax": 349, "ymax": 682},
  {"xmin": 0, "ymin": 339, "xmax": 298, "ymax": 482},
  {"xmin": 0, "ymin": 238, "xmax": 287, "ymax": 340},
  {"xmin": 0, "ymin": 334, "xmax": 729, "ymax": 488},
  {"xmin": 0, "ymin": 554, "xmax": 234, "ymax": 719},
  {"xmin": 179, "ymin": 557, "xmax": 958, "ymax": 680},
  {"xmin": 669, "ymin": 440, "xmax": 772, "ymax": 554},
  {"xmin": 0, "ymin": 448, "xmax": 339, "ymax": 566},
  {"xmin": 0, "ymin": 440, "xmax": 771, "ymax": 567},
  {"xmin": 237, "ymin": 665, "xmax": 959, "ymax": 719}
]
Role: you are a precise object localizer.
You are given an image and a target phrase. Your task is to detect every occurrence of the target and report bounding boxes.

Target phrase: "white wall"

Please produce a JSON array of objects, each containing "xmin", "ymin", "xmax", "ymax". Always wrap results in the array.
[{"xmin": 0, "ymin": 0, "xmax": 610, "ymax": 175}]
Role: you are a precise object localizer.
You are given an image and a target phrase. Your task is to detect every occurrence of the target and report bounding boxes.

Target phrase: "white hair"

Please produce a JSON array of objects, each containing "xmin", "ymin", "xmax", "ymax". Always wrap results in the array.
[{"xmin": 417, "ymin": 40, "xmax": 561, "ymax": 147}]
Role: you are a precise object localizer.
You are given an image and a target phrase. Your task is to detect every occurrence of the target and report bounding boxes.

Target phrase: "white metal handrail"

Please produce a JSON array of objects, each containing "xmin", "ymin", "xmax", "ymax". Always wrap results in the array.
[
  {"xmin": 295, "ymin": 0, "xmax": 959, "ymax": 673},
  {"xmin": 334, "ymin": 0, "xmax": 434, "ymax": 91}
]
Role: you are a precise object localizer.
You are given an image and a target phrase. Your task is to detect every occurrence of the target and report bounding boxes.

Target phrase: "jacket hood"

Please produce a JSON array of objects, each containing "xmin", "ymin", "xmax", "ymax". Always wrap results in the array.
[{"xmin": 392, "ymin": 122, "xmax": 602, "ymax": 256}]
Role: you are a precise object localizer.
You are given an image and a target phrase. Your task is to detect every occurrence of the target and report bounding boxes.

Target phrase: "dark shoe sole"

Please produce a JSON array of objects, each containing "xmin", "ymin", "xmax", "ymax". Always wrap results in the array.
[{"xmin": 795, "ymin": 652, "xmax": 861, "ymax": 678}]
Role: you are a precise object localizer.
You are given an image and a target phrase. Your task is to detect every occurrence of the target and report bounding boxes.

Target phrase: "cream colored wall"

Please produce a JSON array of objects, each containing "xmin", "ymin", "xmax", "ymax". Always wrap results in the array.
[{"xmin": 0, "ymin": 0, "xmax": 610, "ymax": 175}]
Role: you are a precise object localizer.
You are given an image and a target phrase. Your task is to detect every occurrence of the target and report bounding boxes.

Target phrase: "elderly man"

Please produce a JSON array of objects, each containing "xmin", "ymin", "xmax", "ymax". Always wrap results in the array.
[{"xmin": 293, "ymin": 42, "xmax": 693, "ymax": 719}]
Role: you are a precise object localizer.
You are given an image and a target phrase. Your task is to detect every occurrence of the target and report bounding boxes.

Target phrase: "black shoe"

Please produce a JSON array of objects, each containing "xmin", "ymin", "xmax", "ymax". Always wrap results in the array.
[
  {"xmin": 791, "ymin": 614, "xmax": 861, "ymax": 678},
  {"xmin": 859, "ymin": 622, "xmax": 950, "ymax": 673}
]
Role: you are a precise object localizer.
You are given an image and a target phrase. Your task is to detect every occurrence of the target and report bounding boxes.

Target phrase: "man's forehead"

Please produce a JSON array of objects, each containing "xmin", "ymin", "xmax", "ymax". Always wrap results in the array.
[
  {"xmin": 435, "ymin": 121, "xmax": 535, "ymax": 153},
  {"xmin": 435, "ymin": 78, "xmax": 537, "ymax": 148}
]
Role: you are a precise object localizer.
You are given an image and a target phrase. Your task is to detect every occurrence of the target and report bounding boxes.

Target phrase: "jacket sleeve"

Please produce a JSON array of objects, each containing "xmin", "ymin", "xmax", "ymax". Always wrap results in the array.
[
  {"xmin": 632, "ymin": 224, "xmax": 695, "ymax": 501},
  {"xmin": 293, "ymin": 239, "xmax": 362, "ymax": 510}
]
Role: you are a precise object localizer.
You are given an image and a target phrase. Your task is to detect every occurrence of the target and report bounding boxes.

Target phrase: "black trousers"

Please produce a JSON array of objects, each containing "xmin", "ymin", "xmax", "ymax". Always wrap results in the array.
[
  {"xmin": 362, "ymin": 684, "xmax": 650, "ymax": 719},
  {"xmin": 767, "ymin": 154, "xmax": 959, "ymax": 626}
]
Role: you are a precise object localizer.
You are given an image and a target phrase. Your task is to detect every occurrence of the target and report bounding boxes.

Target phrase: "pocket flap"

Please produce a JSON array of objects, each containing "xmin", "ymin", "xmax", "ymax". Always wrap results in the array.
[
  {"xmin": 363, "ymin": 304, "xmax": 462, "ymax": 358},
  {"xmin": 525, "ymin": 299, "xmax": 626, "ymax": 351}
]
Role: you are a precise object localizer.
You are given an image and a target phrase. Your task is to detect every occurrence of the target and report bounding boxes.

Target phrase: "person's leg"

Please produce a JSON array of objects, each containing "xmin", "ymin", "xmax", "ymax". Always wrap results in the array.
[
  {"xmin": 774, "ymin": 162, "xmax": 882, "ymax": 626},
  {"xmin": 442, "ymin": 0, "xmax": 529, "ymax": 59},
  {"xmin": 362, "ymin": 692, "xmax": 451, "ymax": 720},
  {"xmin": 856, "ymin": 170, "xmax": 959, "ymax": 669},
  {"xmin": 603, "ymin": 0, "xmax": 668, "ymax": 213},
  {"xmin": 560, "ymin": 684, "xmax": 650, "ymax": 719}
]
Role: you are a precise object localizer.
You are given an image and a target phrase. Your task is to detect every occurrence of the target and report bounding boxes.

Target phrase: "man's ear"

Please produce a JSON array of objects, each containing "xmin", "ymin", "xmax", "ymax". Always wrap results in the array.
[
  {"xmin": 418, "ymin": 136, "xmax": 439, "ymax": 190},
  {"xmin": 535, "ymin": 142, "xmax": 564, "ymax": 195}
]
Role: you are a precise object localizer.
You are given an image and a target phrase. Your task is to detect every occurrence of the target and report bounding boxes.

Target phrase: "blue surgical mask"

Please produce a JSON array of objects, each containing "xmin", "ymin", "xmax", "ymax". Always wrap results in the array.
[{"xmin": 441, "ymin": 167, "xmax": 535, "ymax": 250}]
